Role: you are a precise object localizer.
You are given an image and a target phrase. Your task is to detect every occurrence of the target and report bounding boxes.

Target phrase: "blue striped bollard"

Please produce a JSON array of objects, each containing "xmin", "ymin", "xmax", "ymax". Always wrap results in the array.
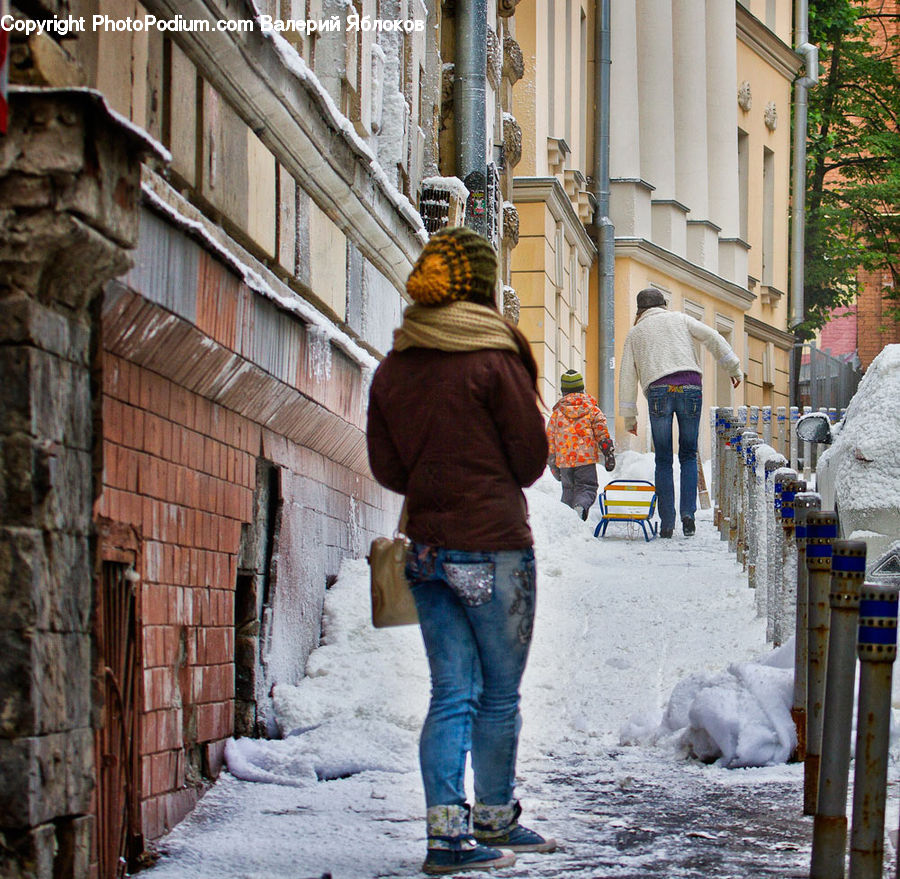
[
  {"xmin": 848, "ymin": 583, "xmax": 898, "ymax": 879},
  {"xmin": 772, "ymin": 468, "xmax": 798, "ymax": 646},
  {"xmin": 810, "ymin": 540, "xmax": 866, "ymax": 879},
  {"xmin": 792, "ymin": 491, "xmax": 821, "ymax": 761},
  {"xmin": 805, "ymin": 511, "xmax": 838, "ymax": 816}
]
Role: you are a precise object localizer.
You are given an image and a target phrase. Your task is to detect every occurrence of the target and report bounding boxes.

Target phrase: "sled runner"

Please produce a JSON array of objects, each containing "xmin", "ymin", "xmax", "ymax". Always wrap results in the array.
[{"xmin": 593, "ymin": 479, "xmax": 658, "ymax": 542}]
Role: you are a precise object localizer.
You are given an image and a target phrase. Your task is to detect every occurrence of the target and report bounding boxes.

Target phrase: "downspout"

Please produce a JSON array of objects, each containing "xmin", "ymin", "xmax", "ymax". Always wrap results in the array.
[
  {"xmin": 790, "ymin": 0, "xmax": 818, "ymax": 401},
  {"xmin": 455, "ymin": 0, "xmax": 488, "ymax": 237},
  {"xmin": 592, "ymin": 0, "xmax": 615, "ymax": 425}
]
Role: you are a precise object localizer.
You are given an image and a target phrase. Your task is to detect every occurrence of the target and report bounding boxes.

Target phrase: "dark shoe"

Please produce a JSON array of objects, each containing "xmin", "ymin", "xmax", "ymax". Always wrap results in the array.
[
  {"xmin": 474, "ymin": 823, "xmax": 557, "ymax": 853},
  {"xmin": 473, "ymin": 800, "xmax": 557, "ymax": 854},
  {"xmin": 660, "ymin": 526, "xmax": 674, "ymax": 538},
  {"xmin": 423, "ymin": 842, "xmax": 515, "ymax": 874},
  {"xmin": 682, "ymin": 516, "xmax": 696, "ymax": 537},
  {"xmin": 424, "ymin": 804, "xmax": 516, "ymax": 874},
  {"xmin": 574, "ymin": 505, "xmax": 588, "ymax": 521}
]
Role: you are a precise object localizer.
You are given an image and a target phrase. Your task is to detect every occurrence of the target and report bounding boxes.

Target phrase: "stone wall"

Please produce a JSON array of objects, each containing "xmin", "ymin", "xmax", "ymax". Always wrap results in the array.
[{"xmin": 0, "ymin": 90, "xmax": 148, "ymax": 879}]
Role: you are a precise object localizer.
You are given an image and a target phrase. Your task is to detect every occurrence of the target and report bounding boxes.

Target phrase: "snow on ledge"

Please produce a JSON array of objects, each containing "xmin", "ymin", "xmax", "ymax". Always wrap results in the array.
[
  {"xmin": 262, "ymin": 31, "xmax": 427, "ymax": 244},
  {"xmin": 9, "ymin": 85, "xmax": 172, "ymax": 164},
  {"xmin": 141, "ymin": 179, "xmax": 380, "ymax": 374}
]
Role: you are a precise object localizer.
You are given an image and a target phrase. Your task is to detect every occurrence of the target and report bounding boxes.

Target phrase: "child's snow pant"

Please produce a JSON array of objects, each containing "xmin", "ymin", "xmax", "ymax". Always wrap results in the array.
[{"xmin": 560, "ymin": 463, "xmax": 599, "ymax": 512}]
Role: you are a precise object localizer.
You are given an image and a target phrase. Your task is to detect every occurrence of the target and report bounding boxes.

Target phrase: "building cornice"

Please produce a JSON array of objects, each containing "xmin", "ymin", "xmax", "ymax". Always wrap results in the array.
[
  {"xmin": 513, "ymin": 177, "xmax": 597, "ymax": 264},
  {"xmin": 736, "ymin": 4, "xmax": 805, "ymax": 81},
  {"xmin": 743, "ymin": 314, "xmax": 797, "ymax": 349},
  {"xmin": 141, "ymin": 0, "xmax": 424, "ymax": 293},
  {"xmin": 614, "ymin": 237, "xmax": 757, "ymax": 311}
]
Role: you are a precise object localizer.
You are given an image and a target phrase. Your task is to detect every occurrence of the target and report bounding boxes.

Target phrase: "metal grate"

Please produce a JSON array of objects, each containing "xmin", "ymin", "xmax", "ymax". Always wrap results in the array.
[
  {"xmin": 485, "ymin": 162, "xmax": 501, "ymax": 249},
  {"xmin": 419, "ymin": 186, "xmax": 465, "ymax": 235},
  {"xmin": 96, "ymin": 561, "xmax": 141, "ymax": 879}
]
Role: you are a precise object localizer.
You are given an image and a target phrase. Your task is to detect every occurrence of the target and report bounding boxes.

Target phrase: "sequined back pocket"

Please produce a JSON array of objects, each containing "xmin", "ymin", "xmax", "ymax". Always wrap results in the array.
[{"xmin": 443, "ymin": 562, "xmax": 495, "ymax": 607}]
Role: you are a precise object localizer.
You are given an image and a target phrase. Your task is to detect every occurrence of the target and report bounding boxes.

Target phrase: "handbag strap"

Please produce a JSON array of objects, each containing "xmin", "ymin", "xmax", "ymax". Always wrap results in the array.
[{"xmin": 398, "ymin": 498, "xmax": 409, "ymax": 536}]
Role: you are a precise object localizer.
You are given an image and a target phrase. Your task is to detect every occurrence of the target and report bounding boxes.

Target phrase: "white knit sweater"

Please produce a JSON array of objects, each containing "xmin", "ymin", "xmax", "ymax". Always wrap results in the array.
[{"xmin": 618, "ymin": 307, "xmax": 743, "ymax": 418}]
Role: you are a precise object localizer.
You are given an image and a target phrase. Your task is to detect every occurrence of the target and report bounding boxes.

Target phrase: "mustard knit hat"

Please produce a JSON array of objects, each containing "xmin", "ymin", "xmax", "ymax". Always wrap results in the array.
[{"xmin": 406, "ymin": 226, "xmax": 498, "ymax": 306}]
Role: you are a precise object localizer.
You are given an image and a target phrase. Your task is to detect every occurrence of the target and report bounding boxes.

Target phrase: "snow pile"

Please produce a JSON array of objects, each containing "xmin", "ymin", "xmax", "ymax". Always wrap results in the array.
[
  {"xmin": 225, "ymin": 459, "xmax": 783, "ymax": 790},
  {"xmin": 820, "ymin": 343, "xmax": 900, "ymax": 516},
  {"xmin": 226, "ymin": 719, "xmax": 414, "ymax": 787},
  {"xmin": 624, "ymin": 640, "xmax": 796, "ymax": 768}
]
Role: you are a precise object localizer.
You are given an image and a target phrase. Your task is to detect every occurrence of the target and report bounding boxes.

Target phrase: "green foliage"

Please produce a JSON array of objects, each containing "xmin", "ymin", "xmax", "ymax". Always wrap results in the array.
[{"xmin": 799, "ymin": 0, "xmax": 900, "ymax": 337}]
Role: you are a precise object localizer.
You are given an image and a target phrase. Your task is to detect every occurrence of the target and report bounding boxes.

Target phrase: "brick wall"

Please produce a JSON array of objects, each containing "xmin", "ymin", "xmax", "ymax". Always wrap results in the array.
[
  {"xmin": 95, "ymin": 208, "xmax": 395, "ymax": 842},
  {"xmin": 97, "ymin": 357, "xmax": 254, "ymax": 838},
  {"xmin": 856, "ymin": 267, "xmax": 900, "ymax": 370}
]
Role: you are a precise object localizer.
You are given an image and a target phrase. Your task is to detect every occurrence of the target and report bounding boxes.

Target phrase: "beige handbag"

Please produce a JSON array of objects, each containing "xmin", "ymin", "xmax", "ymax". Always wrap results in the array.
[{"xmin": 367, "ymin": 501, "xmax": 418, "ymax": 628}]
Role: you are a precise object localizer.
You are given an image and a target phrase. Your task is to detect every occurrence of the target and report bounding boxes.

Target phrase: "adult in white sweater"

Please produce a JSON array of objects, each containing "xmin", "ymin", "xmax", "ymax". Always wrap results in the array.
[{"xmin": 618, "ymin": 288, "xmax": 743, "ymax": 538}]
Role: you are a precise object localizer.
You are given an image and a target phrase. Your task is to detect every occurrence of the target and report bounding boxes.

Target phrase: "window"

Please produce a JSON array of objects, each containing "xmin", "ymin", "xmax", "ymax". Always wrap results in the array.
[
  {"xmin": 683, "ymin": 299, "xmax": 705, "ymax": 365},
  {"xmin": 762, "ymin": 146, "xmax": 775, "ymax": 286},
  {"xmin": 715, "ymin": 315, "xmax": 736, "ymax": 408},
  {"xmin": 737, "ymin": 129, "xmax": 749, "ymax": 241}
]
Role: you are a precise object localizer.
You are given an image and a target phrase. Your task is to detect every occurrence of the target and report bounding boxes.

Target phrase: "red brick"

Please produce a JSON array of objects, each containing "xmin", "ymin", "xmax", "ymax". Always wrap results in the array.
[
  {"xmin": 141, "ymin": 710, "xmax": 158, "ymax": 755},
  {"xmin": 103, "ymin": 397, "xmax": 123, "ymax": 445},
  {"xmin": 140, "ymin": 754, "xmax": 153, "ymax": 800}
]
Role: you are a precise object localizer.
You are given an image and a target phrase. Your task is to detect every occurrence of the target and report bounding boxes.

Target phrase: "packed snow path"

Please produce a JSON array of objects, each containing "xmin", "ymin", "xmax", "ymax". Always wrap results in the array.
[{"xmin": 147, "ymin": 462, "xmax": 820, "ymax": 878}]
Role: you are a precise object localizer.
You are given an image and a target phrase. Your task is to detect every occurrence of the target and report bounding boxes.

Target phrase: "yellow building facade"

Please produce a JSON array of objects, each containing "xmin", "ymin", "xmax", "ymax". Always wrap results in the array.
[{"xmin": 512, "ymin": 0, "xmax": 799, "ymax": 457}]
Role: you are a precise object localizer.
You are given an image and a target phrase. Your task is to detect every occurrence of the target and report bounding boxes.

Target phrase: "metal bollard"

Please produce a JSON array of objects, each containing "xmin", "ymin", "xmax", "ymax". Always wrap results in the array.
[
  {"xmin": 749, "ymin": 404, "xmax": 759, "ymax": 431},
  {"xmin": 810, "ymin": 540, "xmax": 866, "ymax": 879},
  {"xmin": 780, "ymin": 478, "xmax": 804, "ymax": 648},
  {"xmin": 789, "ymin": 405, "xmax": 799, "ymax": 471},
  {"xmin": 803, "ymin": 405, "xmax": 813, "ymax": 481},
  {"xmin": 772, "ymin": 468, "xmax": 798, "ymax": 646},
  {"xmin": 848, "ymin": 583, "xmax": 898, "ymax": 879},
  {"xmin": 744, "ymin": 438, "xmax": 763, "ymax": 590},
  {"xmin": 715, "ymin": 408, "xmax": 733, "ymax": 534},
  {"xmin": 763, "ymin": 457, "xmax": 787, "ymax": 640},
  {"xmin": 777, "ymin": 405, "xmax": 786, "ymax": 457},
  {"xmin": 792, "ymin": 491, "xmax": 821, "ymax": 761},
  {"xmin": 710, "ymin": 408, "xmax": 719, "ymax": 514},
  {"xmin": 805, "ymin": 511, "xmax": 838, "ymax": 816},
  {"xmin": 736, "ymin": 430, "xmax": 758, "ymax": 568}
]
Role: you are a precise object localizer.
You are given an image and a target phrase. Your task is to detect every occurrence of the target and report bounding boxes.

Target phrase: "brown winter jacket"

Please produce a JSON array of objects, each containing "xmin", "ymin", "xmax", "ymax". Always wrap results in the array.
[{"xmin": 366, "ymin": 346, "xmax": 548, "ymax": 550}]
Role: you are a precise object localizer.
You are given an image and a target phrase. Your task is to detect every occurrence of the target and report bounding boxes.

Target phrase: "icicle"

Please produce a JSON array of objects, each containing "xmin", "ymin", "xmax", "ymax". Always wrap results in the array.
[{"xmin": 307, "ymin": 326, "xmax": 333, "ymax": 381}]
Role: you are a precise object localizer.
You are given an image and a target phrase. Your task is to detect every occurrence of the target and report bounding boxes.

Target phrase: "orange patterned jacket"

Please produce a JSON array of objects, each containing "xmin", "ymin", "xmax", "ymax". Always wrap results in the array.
[{"xmin": 546, "ymin": 392, "xmax": 611, "ymax": 468}]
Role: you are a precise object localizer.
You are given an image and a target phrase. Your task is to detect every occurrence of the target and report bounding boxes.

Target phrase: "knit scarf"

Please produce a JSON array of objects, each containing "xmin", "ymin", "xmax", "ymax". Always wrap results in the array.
[{"xmin": 393, "ymin": 301, "xmax": 520, "ymax": 355}]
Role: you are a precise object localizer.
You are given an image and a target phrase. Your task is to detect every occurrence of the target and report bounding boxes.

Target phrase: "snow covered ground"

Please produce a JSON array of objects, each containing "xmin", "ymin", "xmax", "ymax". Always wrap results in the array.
[{"xmin": 145, "ymin": 454, "xmax": 898, "ymax": 878}]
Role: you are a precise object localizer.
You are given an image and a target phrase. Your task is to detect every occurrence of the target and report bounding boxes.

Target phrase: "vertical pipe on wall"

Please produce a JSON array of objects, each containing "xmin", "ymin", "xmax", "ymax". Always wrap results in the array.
[
  {"xmin": 455, "ymin": 0, "xmax": 488, "ymax": 229},
  {"xmin": 790, "ymin": 0, "xmax": 818, "ymax": 331},
  {"xmin": 593, "ymin": 0, "xmax": 615, "ymax": 422}
]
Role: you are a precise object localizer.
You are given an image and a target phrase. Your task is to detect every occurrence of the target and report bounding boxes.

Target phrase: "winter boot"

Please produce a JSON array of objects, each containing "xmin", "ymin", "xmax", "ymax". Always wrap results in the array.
[
  {"xmin": 682, "ymin": 516, "xmax": 696, "ymax": 537},
  {"xmin": 660, "ymin": 526, "xmax": 674, "ymax": 539},
  {"xmin": 473, "ymin": 800, "xmax": 557, "ymax": 853},
  {"xmin": 423, "ymin": 804, "xmax": 516, "ymax": 875},
  {"xmin": 574, "ymin": 504, "xmax": 587, "ymax": 521}
]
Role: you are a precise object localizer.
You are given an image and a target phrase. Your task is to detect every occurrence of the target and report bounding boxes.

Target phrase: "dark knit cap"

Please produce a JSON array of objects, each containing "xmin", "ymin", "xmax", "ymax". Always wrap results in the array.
[
  {"xmin": 636, "ymin": 288, "xmax": 667, "ymax": 310},
  {"xmin": 406, "ymin": 225, "xmax": 498, "ymax": 306},
  {"xmin": 560, "ymin": 369, "xmax": 584, "ymax": 394}
]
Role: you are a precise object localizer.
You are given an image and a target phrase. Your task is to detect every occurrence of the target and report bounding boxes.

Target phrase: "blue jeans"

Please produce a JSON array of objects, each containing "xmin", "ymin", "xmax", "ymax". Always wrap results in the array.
[
  {"xmin": 407, "ymin": 544, "xmax": 536, "ymax": 809},
  {"xmin": 647, "ymin": 384, "xmax": 702, "ymax": 531}
]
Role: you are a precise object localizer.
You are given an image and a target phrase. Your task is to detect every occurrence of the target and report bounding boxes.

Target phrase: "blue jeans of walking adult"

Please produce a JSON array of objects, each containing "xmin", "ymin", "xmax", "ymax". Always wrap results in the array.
[
  {"xmin": 407, "ymin": 543, "xmax": 536, "ymax": 809},
  {"xmin": 647, "ymin": 384, "xmax": 702, "ymax": 532}
]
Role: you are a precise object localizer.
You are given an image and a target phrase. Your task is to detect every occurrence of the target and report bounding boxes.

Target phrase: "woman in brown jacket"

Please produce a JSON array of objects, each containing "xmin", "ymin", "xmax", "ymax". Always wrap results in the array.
[{"xmin": 366, "ymin": 226, "xmax": 555, "ymax": 875}]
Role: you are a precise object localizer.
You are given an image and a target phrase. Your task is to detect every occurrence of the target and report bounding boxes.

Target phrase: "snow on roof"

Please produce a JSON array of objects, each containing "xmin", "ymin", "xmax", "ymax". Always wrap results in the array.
[{"xmin": 420, "ymin": 175, "xmax": 470, "ymax": 202}]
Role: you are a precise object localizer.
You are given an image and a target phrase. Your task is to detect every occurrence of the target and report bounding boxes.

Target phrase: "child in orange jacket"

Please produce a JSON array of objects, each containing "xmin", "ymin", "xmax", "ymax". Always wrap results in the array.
[{"xmin": 546, "ymin": 370, "xmax": 615, "ymax": 520}]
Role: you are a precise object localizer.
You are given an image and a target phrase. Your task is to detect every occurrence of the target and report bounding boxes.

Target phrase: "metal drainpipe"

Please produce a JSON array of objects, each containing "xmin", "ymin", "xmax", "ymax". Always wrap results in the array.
[
  {"xmin": 455, "ymin": 0, "xmax": 488, "ymax": 234},
  {"xmin": 790, "ymin": 0, "xmax": 819, "ymax": 330},
  {"xmin": 593, "ymin": 0, "xmax": 615, "ymax": 426}
]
